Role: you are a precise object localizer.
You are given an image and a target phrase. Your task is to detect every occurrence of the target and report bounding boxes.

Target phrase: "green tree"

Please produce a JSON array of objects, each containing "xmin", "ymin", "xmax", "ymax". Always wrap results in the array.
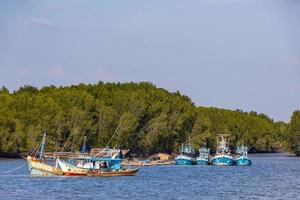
[{"xmin": 288, "ymin": 111, "xmax": 300, "ymax": 155}]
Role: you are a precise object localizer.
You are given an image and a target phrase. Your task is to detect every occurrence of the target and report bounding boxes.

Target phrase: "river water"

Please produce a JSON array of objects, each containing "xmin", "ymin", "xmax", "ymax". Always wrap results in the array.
[{"xmin": 0, "ymin": 154, "xmax": 299, "ymax": 200}]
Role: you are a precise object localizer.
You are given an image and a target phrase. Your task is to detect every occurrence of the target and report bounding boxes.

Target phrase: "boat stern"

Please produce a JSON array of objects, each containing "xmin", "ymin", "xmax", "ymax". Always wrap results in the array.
[
  {"xmin": 211, "ymin": 154, "xmax": 234, "ymax": 166},
  {"xmin": 235, "ymin": 156, "xmax": 252, "ymax": 166},
  {"xmin": 195, "ymin": 158, "xmax": 209, "ymax": 165},
  {"xmin": 175, "ymin": 155, "xmax": 194, "ymax": 165}
]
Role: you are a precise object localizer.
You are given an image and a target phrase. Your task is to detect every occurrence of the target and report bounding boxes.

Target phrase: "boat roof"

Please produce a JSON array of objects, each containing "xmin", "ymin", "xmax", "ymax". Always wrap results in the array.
[{"xmin": 68, "ymin": 156, "xmax": 122, "ymax": 161}]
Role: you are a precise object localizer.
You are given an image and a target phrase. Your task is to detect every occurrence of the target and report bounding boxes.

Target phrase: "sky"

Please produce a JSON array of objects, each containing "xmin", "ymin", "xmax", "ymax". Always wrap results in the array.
[{"xmin": 0, "ymin": 0, "xmax": 299, "ymax": 122}]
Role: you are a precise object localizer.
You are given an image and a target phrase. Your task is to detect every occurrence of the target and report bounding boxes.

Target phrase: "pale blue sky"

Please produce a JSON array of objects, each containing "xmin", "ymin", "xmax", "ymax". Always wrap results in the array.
[{"xmin": 0, "ymin": 0, "xmax": 299, "ymax": 121}]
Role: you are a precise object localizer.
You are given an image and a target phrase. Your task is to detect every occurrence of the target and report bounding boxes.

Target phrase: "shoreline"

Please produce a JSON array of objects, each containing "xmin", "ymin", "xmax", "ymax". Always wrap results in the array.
[
  {"xmin": 0, "ymin": 152, "xmax": 24, "ymax": 159},
  {"xmin": 0, "ymin": 151, "xmax": 298, "ymax": 159}
]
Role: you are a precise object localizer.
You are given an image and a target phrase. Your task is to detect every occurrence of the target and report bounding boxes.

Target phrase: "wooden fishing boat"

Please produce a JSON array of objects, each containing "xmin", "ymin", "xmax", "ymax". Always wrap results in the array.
[
  {"xmin": 27, "ymin": 156, "xmax": 62, "ymax": 176},
  {"xmin": 57, "ymin": 158, "xmax": 89, "ymax": 176},
  {"xmin": 87, "ymin": 167, "xmax": 140, "ymax": 177},
  {"xmin": 27, "ymin": 131, "xmax": 62, "ymax": 176},
  {"xmin": 57, "ymin": 147, "xmax": 125, "ymax": 176}
]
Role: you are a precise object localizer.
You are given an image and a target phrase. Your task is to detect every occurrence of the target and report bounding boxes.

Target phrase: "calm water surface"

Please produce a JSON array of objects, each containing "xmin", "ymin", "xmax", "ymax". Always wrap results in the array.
[{"xmin": 0, "ymin": 154, "xmax": 299, "ymax": 200}]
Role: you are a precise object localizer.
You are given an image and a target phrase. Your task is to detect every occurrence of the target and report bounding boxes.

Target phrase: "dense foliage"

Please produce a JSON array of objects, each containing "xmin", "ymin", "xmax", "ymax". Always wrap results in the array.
[
  {"xmin": 286, "ymin": 111, "xmax": 300, "ymax": 156},
  {"xmin": 0, "ymin": 82, "xmax": 297, "ymax": 156}
]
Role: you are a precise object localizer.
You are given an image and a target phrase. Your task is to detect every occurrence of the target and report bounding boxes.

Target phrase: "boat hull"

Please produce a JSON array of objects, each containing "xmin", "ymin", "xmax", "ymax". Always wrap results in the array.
[
  {"xmin": 57, "ymin": 159, "xmax": 89, "ymax": 176},
  {"xmin": 27, "ymin": 156, "xmax": 62, "ymax": 176},
  {"xmin": 87, "ymin": 168, "xmax": 140, "ymax": 177},
  {"xmin": 211, "ymin": 154, "xmax": 234, "ymax": 166},
  {"xmin": 62, "ymin": 171, "xmax": 87, "ymax": 176},
  {"xmin": 175, "ymin": 155, "xmax": 194, "ymax": 165},
  {"xmin": 235, "ymin": 156, "xmax": 252, "ymax": 166},
  {"xmin": 195, "ymin": 158, "xmax": 209, "ymax": 165}
]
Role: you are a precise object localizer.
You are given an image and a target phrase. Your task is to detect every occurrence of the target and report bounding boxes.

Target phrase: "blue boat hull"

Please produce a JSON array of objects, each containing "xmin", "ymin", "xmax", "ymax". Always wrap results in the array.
[
  {"xmin": 175, "ymin": 158, "xmax": 194, "ymax": 165},
  {"xmin": 175, "ymin": 155, "xmax": 194, "ymax": 165},
  {"xmin": 195, "ymin": 159, "xmax": 209, "ymax": 165},
  {"xmin": 211, "ymin": 155, "xmax": 234, "ymax": 166},
  {"xmin": 235, "ymin": 157, "xmax": 252, "ymax": 166}
]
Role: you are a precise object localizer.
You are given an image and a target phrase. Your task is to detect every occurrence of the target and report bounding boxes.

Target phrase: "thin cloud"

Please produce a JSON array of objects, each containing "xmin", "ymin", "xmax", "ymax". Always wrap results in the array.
[
  {"xmin": 85, "ymin": 67, "xmax": 118, "ymax": 82},
  {"xmin": 16, "ymin": 67, "xmax": 32, "ymax": 79},
  {"xmin": 287, "ymin": 0, "xmax": 300, "ymax": 3},
  {"xmin": 282, "ymin": 56, "xmax": 300, "ymax": 65},
  {"xmin": 49, "ymin": 3, "xmax": 64, "ymax": 9},
  {"xmin": 47, "ymin": 64, "xmax": 64, "ymax": 79},
  {"xmin": 30, "ymin": 18, "xmax": 54, "ymax": 28}
]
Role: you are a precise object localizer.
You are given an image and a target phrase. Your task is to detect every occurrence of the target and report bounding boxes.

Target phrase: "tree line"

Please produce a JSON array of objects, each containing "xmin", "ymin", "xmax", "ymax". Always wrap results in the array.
[{"xmin": 0, "ymin": 82, "xmax": 299, "ymax": 156}]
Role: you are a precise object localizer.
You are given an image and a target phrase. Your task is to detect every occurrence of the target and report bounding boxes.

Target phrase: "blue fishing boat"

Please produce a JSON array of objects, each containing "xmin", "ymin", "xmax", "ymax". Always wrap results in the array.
[
  {"xmin": 175, "ymin": 137, "xmax": 195, "ymax": 165},
  {"xmin": 175, "ymin": 154, "xmax": 194, "ymax": 165},
  {"xmin": 210, "ymin": 134, "xmax": 234, "ymax": 166},
  {"xmin": 76, "ymin": 155, "xmax": 123, "ymax": 171},
  {"xmin": 84, "ymin": 152, "xmax": 141, "ymax": 177},
  {"xmin": 195, "ymin": 147, "xmax": 210, "ymax": 165},
  {"xmin": 58, "ymin": 156, "xmax": 123, "ymax": 176},
  {"xmin": 58, "ymin": 147, "xmax": 125, "ymax": 176},
  {"xmin": 235, "ymin": 145, "xmax": 252, "ymax": 166}
]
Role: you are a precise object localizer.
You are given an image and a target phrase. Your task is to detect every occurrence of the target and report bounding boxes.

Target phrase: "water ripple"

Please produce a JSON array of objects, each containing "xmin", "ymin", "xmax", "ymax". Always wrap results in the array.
[{"xmin": 0, "ymin": 154, "xmax": 299, "ymax": 200}]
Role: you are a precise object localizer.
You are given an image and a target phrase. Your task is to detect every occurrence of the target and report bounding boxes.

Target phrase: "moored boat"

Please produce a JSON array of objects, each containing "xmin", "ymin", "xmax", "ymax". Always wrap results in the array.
[
  {"xmin": 175, "ymin": 138, "xmax": 195, "ymax": 165},
  {"xmin": 210, "ymin": 154, "xmax": 234, "ymax": 166},
  {"xmin": 210, "ymin": 134, "xmax": 234, "ymax": 166},
  {"xmin": 175, "ymin": 154, "xmax": 194, "ymax": 165},
  {"xmin": 235, "ymin": 145, "xmax": 252, "ymax": 166},
  {"xmin": 195, "ymin": 147, "xmax": 210, "ymax": 165}
]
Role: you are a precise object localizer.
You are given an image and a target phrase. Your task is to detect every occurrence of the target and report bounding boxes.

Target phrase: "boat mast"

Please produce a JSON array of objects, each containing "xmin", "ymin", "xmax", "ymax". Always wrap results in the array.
[
  {"xmin": 81, "ymin": 135, "xmax": 87, "ymax": 153},
  {"xmin": 39, "ymin": 130, "xmax": 46, "ymax": 161}
]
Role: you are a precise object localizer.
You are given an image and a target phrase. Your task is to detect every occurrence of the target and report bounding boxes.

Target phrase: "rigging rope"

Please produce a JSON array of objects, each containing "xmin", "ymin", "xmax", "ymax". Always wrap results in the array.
[
  {"xmin": 1, "ymin": 162, "xmax": 27, "ymax": 175},
  {"xmin": 33, "ymin": 143, "xmax": 40, "ymax": 158},
  {"xmin": 0, "ymin": 144, "xmax": 39, "ymax": 175},
  {"xmin": 61, "ymin": 129, "xmax": 80, "ymax": 151},
  {"xmin": 92, "ymin": 118, "xmax": 153, "ymax": 157},
  {"xmin": 105, "ymin": 125, "xmax": 120, "ymax": 149},
  {"xmin": 176, "ymin": 133, "xmax": 206, "ymax": 150},
  {"xmin": 93, "ymin": 124, "xmax": 121, "ymax": 157}
]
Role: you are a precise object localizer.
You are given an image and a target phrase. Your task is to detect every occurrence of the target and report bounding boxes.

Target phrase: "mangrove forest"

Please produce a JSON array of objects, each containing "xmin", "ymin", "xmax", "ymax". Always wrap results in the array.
[{"xmin": 0, "ymin": 82, "xmax": 299, "ymax": 156}]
